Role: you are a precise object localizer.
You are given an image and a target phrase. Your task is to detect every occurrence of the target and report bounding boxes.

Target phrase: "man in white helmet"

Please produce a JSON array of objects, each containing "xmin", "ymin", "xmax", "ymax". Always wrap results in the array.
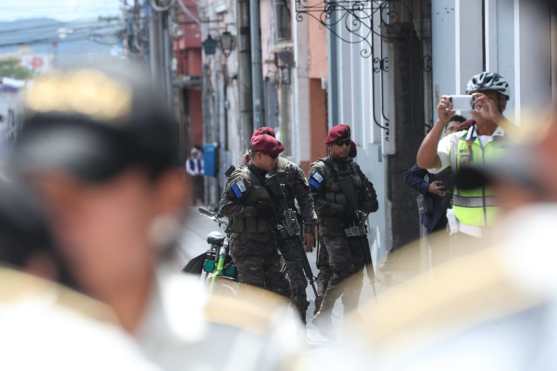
[{"xmin": 417, "ymin": 72, "xmax": 510, "ymax": 240}]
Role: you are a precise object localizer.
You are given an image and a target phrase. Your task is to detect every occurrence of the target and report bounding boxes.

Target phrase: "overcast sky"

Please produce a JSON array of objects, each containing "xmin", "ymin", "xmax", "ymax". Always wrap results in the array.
[{"xmin": 0, "ymin": 0, "xmax": 121, "ymax": 22}]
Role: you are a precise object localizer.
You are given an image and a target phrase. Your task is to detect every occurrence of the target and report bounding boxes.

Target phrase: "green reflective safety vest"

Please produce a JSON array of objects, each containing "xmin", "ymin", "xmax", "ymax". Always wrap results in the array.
[{"xmin": 452, "ymin": 132, "xmax": 505, "ymax": 227}]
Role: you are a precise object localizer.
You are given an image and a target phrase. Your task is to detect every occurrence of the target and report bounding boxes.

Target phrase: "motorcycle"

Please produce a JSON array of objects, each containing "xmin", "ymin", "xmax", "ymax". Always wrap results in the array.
[{"xmin": 183, "ymin": 207, "xmax": 238, "ymax": 290}]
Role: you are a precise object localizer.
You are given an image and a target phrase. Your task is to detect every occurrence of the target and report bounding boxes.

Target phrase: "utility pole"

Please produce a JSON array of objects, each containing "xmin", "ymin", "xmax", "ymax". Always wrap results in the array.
[
  {"xmin": 237, "ymin": 0, "xmax": 253, "ymax": 145},
  {"xmin": 249, "ymin": 0, "xmax": 265, "ymax": 129},
  {"xmin": 148, "ymin": 4, "xmax": 173, "ymax": 107},
  {"xmin": 162, "ymin": 10, "xmax": 173, "ymax": 108},
  {"xmin": 148, "ymin": 0, "xmax": 181, "ymax": 165}
]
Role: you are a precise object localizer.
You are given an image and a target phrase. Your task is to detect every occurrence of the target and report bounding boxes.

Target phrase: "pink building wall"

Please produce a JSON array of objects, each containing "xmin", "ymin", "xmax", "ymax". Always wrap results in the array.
[{"xmin": 308, "ymin": 20, "xmax": 328, "ymax": 80}]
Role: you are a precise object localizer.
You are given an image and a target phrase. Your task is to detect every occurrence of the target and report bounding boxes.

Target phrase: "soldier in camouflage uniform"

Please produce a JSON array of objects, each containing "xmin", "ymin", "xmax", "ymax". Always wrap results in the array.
[
  {"xmin": 310, "ymin": 124, "xmax": 378, "ymax": 326},
  {"xmin": 252, "ymin": 127, "xmax": 317, "ymax": 323},
  {"xmin": 220, "ymin": 134, "xmax": 290, "ymax": 298},
  {"xmin": 314, "ymin": 140, "xmax": 358, "ymax": 314}
]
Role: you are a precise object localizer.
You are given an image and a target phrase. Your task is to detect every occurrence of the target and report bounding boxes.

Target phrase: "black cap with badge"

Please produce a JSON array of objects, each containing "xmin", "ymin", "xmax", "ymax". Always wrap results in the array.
[{"xmin": 11, "ymin": 62, "xmax": 180, "ymax": 183}]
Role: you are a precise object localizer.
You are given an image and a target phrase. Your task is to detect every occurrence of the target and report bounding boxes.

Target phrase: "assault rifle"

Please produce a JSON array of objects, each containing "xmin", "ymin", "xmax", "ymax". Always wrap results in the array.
[{"xmin": 265, "ymin": 173, "xmax": 318, "ymax": 298}]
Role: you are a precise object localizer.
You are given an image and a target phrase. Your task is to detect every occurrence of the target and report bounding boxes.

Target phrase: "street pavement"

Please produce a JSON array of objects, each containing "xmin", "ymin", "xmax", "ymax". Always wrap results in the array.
[
  {"xmin": 176, "ymin": 206, "xmax": 378, "ymax": 344},
  {"xmin": 175, "ymin": 207, "xmax": 479, "ymax": 344},
  {"xmin": 177, "ymin": 207, "xmax": 219, "ymax": 267}
]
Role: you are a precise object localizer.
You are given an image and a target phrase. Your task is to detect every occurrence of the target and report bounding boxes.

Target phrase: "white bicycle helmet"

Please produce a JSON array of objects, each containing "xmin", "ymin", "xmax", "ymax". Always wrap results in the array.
[{"xmin": 466, "ymin": 72, "xmax": 510, "ymax": 100}]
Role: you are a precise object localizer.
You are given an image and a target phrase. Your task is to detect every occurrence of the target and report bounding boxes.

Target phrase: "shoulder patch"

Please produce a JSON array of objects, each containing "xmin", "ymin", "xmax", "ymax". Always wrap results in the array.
[
  {"xmin": 309, "ymin": 171, "xmax": 324, "ymax": 190},
  {"xmin": 231, "ymin": 179, "xmax": 247, "ymax": 199}
]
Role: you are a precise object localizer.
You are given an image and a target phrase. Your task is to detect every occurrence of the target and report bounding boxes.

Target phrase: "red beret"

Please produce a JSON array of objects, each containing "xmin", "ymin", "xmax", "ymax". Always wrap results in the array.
[
  {"xmin": 251, "ymin": 127, "xmax": 276, "ymax": 140},
  {"xmin": 250, "ymin": 134, "xmax": 284, "ymax": 158},
  {"xmin": 326, "ymin": 124, "xmax": 351, "ymax": 144}
]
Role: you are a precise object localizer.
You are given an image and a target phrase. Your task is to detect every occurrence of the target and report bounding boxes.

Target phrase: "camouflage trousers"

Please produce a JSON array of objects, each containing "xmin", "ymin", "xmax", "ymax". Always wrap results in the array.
[
  {"xmin": 278, "ymin": 237, "xmax": 309, "ymax": 323},
  {"xmin": 318, "ymin": 235, "xmax": 367, "ymax": 315},
  {"xmin": 229, "ymin": 235, "xmax": 290, "ymax": 298}
]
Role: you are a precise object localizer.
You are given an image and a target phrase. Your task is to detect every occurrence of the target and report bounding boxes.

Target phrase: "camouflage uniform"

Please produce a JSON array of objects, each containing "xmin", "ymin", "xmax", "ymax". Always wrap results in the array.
[
  {"xmin": 264, "ymin": 156, "xmax": 315, "ymax": 323},
  {"xmin": 309, "ymin": 156, "xmax": 378, "ymax": 317},
  {"xmin": 220, "ymin": 164, "xmax": 290, "ymax": 298}
]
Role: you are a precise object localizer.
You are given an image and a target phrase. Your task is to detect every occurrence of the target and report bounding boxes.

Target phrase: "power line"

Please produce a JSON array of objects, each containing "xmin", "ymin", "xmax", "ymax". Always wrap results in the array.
[
  {"xmin": 0, "ymin": 0, "xmax": 120, "ymax": 11},
  {"xmin": 0, "ymin": 19, "xmax": 122, "ymax": 35},
  {"xmin": 0, "ymin": 2, "xmax": 121, "ymax": 22},
  {"xmin": 0, "ymin": 24, "xmax": 124, "ymax": 48}
]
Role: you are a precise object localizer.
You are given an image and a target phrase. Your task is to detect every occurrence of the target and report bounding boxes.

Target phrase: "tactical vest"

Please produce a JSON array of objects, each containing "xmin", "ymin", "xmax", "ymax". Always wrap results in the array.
[
  {"xmin": 452, "ymin": 133, "xmax": 505, "ymax": 227},
  {"xmin": 265, "ymin": 161, "xmax": 301, "ymax": 239},
  {"xmin": 228, "ymin": 167, "xmax": 274, "ymax": 236},
  {"xmin": 318, "ymin": 158, "xmax": 364, "ymax": 234},
  {"xmin": 268, "ymin": 158, "xmax": 297, "ymax": 210}
]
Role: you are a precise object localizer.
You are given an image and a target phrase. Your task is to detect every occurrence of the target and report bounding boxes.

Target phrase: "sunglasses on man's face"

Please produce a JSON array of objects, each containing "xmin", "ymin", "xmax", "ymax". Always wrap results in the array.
[
  {"xmin": 335, "ymin": 139, "xmax": 351, "ymax": 146},
  {"xmin": 259, "ymin": 152, "xmax": 278, "ymax": 160}
]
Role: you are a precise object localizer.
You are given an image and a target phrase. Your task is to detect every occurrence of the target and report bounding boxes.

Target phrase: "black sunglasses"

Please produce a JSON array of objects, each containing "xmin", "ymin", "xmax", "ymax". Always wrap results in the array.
[{"xmin": 335, "ymin": 139, "xmax": 351, "ymax": 146}]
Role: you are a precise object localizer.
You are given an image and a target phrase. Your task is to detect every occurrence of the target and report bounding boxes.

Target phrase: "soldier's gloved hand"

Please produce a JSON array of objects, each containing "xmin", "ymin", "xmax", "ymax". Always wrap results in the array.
[{"xmin": 303, "ymin": 231, "xmax": 315, "ymax": 252}]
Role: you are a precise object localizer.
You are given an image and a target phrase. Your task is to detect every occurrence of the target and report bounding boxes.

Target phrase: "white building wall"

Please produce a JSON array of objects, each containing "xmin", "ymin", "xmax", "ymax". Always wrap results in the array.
[
  {"xmin": 454, "ymin": 0, "xmax": 483, "ymax": 94},
  {"xmin": 292, "ymin": 12, "xmax": 311, "ymax": 164},
  {"xmin": 432, "ymin": 0, "xmax": 553, "ymax": 123},
  {"xmin": 492, "ymin": 0, "xmax": 516, "ymax": 117},
  {"xmin": 200, "ymin": 0, "xmax": 244, "ymax": 200},
  {"xmin": 328, "ymin": 9, "xmax": 391, "ymax": 266},
  {"xmin": 514, "ymin": 0, "xmax": 552, "ymax": 120},
  {"xmin": 432, "ymin": 0, "xmax": 457, "ymax": 110}
]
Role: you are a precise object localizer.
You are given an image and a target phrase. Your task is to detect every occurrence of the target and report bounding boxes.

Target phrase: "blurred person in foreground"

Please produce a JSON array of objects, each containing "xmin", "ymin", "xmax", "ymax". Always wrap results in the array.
[
  {"xmin": 11, "ymin": 62, "xmax": 303, "ymax": 371},
  {"xmin": 0, "ymin": 179, "xmax": 161, "ymax": 371},
  {"xmin": 417, "ymin": 72, "xmax": 510, "ymax": 240}
]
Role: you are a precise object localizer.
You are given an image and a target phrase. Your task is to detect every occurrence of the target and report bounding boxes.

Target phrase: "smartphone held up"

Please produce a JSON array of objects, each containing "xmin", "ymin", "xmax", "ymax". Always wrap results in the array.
[{"xmin": 447, "ymin": 95, "xmax": 475, "ymax": 112}]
